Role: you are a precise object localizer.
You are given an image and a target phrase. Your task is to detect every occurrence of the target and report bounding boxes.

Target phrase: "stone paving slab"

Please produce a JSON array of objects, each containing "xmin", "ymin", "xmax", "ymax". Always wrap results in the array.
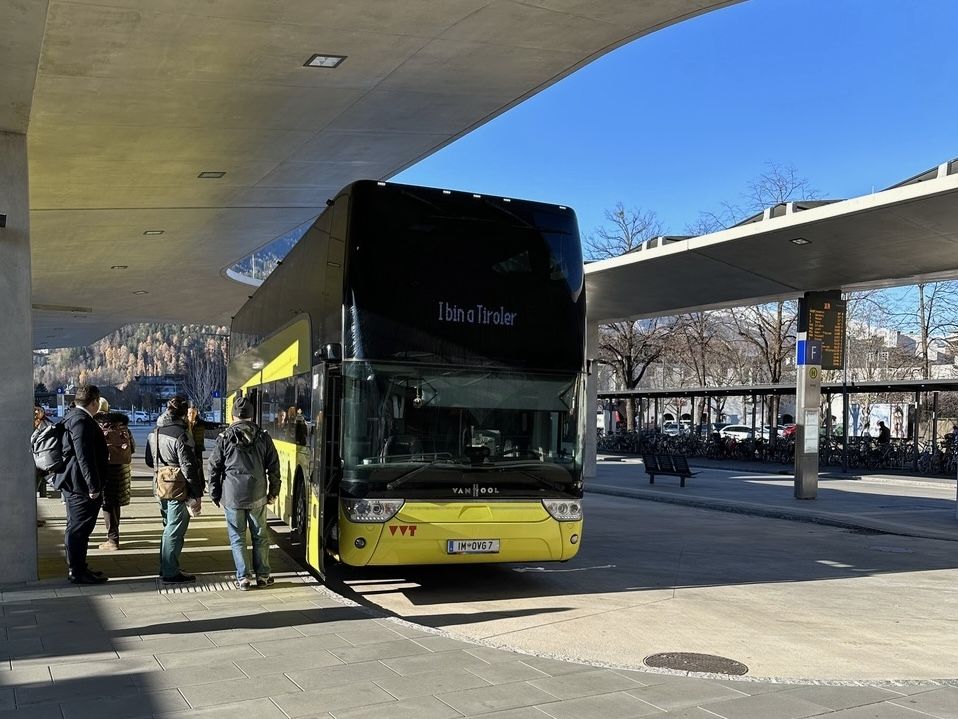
[{"xmin": 7, "ymin": 460, "xmax": 958, "ymax": 719}]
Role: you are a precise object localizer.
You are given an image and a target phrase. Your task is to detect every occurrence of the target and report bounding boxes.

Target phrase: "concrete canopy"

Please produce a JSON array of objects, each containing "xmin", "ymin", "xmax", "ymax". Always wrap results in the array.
[
  {"xmin": 2, "ymin": 0, "xmax": 739, "ymax": 349},
  {"xmin": 585, "ymin": 161, "xmax": 958, "ymax": 323}
]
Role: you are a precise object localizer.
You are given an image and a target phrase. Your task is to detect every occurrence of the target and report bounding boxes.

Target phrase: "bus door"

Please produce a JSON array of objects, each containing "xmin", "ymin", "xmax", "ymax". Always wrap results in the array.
[{"xmin": 306, "ymin": 363, "xmax": 343, "ymax": 578}]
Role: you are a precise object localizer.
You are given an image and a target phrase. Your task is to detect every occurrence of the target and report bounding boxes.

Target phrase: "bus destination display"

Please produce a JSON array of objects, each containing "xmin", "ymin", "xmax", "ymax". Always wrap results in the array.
[{"xmin": 799, "ymin": 291, "xmax": 846, "ymax": 370}]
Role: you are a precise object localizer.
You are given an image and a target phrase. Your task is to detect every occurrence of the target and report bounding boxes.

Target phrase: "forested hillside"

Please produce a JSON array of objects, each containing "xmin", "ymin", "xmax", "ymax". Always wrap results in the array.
[{"xmin": 34, "ymin": 323, "xmax": 228, "ymax": 408}]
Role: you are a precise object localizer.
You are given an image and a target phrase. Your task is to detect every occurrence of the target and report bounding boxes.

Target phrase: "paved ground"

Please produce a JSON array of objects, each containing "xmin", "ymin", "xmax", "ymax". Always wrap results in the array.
[{"xmin": 4, "ymin": 447, "xmax": 958, "ymax": 717}]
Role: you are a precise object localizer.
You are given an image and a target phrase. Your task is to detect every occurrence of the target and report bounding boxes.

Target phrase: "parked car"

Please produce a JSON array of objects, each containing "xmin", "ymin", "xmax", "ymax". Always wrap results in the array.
[
  {"xmin": 662, "ymin": 420, "xmax": 692, "ymax": 436},
  {"xmin": 131, "ymin": 410, "xmax": 149, "ymax": 424},
  {"xmin": 719, "ymin": 424, "xmax": 755, "ymax": 441}
]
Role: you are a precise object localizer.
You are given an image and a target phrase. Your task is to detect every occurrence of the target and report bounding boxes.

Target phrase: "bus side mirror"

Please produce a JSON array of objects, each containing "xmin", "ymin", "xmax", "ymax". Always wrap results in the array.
[{"xmin": 324, "ymin": 343, "xmax": 342, "ymax": 362}]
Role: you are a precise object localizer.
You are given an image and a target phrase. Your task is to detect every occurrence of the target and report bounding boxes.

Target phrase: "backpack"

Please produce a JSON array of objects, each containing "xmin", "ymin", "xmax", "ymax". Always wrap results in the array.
[
  {"xmin": 31, "ymin": 420, "xmax": 67, "ymax": 473},
  {"xmin": 103, "ymin": 424, "xmax": 133, "ymax": 465}
]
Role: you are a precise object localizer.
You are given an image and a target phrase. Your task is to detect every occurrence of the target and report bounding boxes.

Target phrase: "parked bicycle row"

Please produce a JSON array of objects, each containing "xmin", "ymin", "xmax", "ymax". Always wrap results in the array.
[{"xmin": 597, "ymin": 429, "xmax": 958, "ymax": 476}]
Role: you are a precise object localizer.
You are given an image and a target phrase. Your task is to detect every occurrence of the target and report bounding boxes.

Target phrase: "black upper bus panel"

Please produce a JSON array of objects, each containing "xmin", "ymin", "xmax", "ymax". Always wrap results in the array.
[
  {"xmin": 344, "ymin": 181, "xmax": 585, "ymax": 373},
  {"xmin": 229, "ymin": 180, "xmax": 585, "ymax": 384}
]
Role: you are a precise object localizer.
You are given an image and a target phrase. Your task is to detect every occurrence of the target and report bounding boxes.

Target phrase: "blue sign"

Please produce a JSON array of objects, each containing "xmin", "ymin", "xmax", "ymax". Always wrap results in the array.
[
  {"xmin": 212, "ymin": 390, "xmax": 221, "ymax": 398},
  {"xmin": 796, "ymin": 339, "xmax": 823, "ymax": 366},
  {"xmin": 56, "ymin": 387, "xmax": 65, "ymax": 394}
]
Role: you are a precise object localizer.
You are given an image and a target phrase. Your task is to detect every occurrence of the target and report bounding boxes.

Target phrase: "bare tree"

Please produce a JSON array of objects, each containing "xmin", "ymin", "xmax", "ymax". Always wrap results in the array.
[
  {"xmin": 673, "ymin": 311, "xmax": 728, "ymax": 427},
  {"xmin": 598, "ymin": 317, "xmax": 681, "ymax": 430},
  {"xmin": 743, "ymin": 162, "xmax": 820, "ymax": 213},
  {"xmin": 730, "ymin": 301, "xmax": 799, "ymax": 427},
  {"xmin": 182, "ymin": 348, "xmax": 220, "ymax": 411},
  {"xmin": 894, "ymin": 281, "xmax": 958, "ymax": 379},
  {"xmin": 584, "ymin": 203, "xmax": 662, "ymax": 260},
  {"xmin": 686, "ymin": 162, "xmax": 820, "ymax": 236}
]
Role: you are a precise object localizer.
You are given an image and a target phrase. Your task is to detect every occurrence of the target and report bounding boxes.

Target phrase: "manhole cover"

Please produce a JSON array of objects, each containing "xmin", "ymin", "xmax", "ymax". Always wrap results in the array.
[{"xmin": 645, "ymin": 652, "xmax": 748, "ymax": 675}]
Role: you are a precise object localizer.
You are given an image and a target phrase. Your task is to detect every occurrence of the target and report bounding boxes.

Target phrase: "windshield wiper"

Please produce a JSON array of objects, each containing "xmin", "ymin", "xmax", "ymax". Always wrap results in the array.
[
  {"xmin": 385, "ymin": 455, "xmax": 460, "ymax": 490},
  {"xmin": 492, "ymin": 462, "xmax": 569, "ymax": 492}
]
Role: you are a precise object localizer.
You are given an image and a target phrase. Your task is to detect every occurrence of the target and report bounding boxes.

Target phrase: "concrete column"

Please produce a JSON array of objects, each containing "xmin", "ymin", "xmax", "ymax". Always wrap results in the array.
[
  {"xmin": 0, "ymin": 131, "xmax": 36, "ymax": 582},
  {"xmin": 583, "ymin": 321, "xmax": 599, "ymax": 480}
]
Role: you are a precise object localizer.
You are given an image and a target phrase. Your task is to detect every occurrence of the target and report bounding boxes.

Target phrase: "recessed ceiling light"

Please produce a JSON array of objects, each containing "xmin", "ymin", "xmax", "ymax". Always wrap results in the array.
[
  {"xmin": 197, "ymin": 171, "xmax": 226, "ymax": 179},
  {"xmin": 143, "ymin": 230, "xmax": 164, "ymax": 236},
  {"xmin": 132, "ymin": 290, "xmax": 149, "ymax": 295},
  {"xmin": 110, "ymin": 265, "xmax": 128, "ymax": 270},
  {"xmin": 304, "ymin": 54, "xmax": 346, "ymax": 68},
  {"xmin": 790, "ymin": 237, "xmax": 811, "ymax": 245}
]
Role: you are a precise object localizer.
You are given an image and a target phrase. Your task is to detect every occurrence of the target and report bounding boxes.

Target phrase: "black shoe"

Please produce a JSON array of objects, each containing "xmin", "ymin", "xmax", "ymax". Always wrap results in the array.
[
  {"xmin": 69, "ymin": 571, "xmax": 108, "ymax": 585},
  {"xmin": 162, "ymin": 573, "xmax": 196, "ymax": 584},
  {"xmin": 68, "ymin": 568, "xmax": 105, "ymax": 581}
]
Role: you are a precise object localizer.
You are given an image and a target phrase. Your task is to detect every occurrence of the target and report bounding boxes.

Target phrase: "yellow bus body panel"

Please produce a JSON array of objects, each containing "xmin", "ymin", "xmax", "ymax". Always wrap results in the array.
[{"xmin": 338, "ymin": 501, "xmax": 583, "ymax": 566}]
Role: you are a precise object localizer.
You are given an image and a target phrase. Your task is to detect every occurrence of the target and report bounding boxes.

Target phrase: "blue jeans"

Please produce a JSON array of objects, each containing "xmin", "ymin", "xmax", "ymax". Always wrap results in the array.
[
  {"xmin": 159, "ymin": 499, "xmax": 191, "ymax": 578},
  {"xmin": 224, "ymin": 505, "xmax": 270, "ymax": 580}
]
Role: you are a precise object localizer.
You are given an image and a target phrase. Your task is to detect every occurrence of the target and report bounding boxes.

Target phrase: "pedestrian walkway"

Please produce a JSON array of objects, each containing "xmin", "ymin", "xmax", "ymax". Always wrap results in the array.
[
  {"xmin": 4, "ymin": 463, "xmax": 958, "ymax": 717},
  {"xmin": 595, "ymin": 454, "xmax": 958, "ymax": 541}
]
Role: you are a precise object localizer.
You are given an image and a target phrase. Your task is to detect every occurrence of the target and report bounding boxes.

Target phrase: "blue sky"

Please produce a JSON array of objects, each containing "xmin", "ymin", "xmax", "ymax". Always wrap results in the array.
[{"xmin": 395, "ymin": 0, "xmax": 958, "ymax": 240}]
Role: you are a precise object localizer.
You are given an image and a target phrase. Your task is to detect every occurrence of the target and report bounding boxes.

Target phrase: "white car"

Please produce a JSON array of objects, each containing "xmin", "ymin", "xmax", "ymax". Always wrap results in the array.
[
  {"xmin": 718, "ymin": 424, "xmax": 754, "ymax": 440},
  {"xmin": 131, "ymin": 410, "xmax": 149, "ymax": 424}
]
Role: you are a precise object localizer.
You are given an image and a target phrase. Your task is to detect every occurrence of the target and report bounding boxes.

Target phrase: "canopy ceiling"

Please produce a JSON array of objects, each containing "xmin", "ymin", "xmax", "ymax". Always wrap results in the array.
[{"xmin": 1, "ymin": 0, "xmax": 738, "ymax": 348}]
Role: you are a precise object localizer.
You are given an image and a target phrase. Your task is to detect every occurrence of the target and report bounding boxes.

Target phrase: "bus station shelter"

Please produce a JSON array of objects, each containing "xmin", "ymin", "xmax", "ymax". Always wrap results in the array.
[{"xmin": 3, "ymin": 0, "xmax": 958, "ymax": 582}]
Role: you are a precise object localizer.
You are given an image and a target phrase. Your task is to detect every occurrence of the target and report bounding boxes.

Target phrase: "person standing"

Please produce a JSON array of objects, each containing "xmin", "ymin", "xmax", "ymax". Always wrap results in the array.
[
  {"xmin": 33, "ymin": 406, "xmax": 51, "ymax": 499},
  {"xmin": 877, "ymin": 421, "xmax": 891, "ymax": 445},
  {"xmin": 94, "ymin": 402, "xmax": 135, "ymax": 551},
  {"xmin": 187, "ymin": 406, "xmax": 207, "ymax": 484},
  {"xmin": 146, "ymin": 397, "xmax": 202, "ymax": 584},
  {"xmin": 52, "ymin": 385, "xmax": 109, "ymax": 584},
  {"xmin": 208, "ymin": 397, "xmax": 281, "ymax": 590}
]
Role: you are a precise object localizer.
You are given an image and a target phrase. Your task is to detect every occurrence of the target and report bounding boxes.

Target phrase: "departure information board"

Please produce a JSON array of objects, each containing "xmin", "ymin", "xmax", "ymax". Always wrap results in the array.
[{"xmin": 798, "ymin": 290, "xmax": 846, "ymax": 370}]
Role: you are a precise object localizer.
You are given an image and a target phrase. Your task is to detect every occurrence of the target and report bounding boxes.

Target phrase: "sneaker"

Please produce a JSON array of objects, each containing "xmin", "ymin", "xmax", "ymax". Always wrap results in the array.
[
  {"xmin": 99, "ymin": 540, "xmax": 119, "ymax": 551},
  {"xmin": 235, "ymin": 577, "xmax": 252, "ymax": 591},
  {"xmin": 256, "ymin": 576, "xmax": 274, "ymax": 588},
  {"xmin": 162, "ymin": 573, "xmax": 196, "ymax": 584}
]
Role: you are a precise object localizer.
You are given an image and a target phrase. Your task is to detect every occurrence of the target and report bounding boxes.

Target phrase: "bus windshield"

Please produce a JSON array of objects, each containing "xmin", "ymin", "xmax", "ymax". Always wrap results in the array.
[{"xmin": 341, "ymin": 361, "xmax": 582, "ymax": 495}]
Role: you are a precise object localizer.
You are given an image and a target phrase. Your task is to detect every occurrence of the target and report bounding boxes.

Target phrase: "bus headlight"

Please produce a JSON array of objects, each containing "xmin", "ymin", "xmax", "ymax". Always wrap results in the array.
[
  {"xmin": 343, "ymin": 499, "xmax": 404, "ymax": 523},
  {"xmin": 542, "ymin": 499, "xmax": 582, "ymax": 521}
]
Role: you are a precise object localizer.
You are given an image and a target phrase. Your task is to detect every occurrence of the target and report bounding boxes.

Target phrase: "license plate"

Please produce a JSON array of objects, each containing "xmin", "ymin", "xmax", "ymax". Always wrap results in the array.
[{"xmin": 447, "ymin": 539, "xmax": 500, "ymax": 554}]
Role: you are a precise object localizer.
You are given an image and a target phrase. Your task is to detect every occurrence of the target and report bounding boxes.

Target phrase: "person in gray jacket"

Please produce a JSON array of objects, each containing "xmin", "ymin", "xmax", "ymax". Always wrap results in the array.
[
  {"xmin": 146, "ymin": 396, "xmax": 202, "ymax": 584},
  {"xmin": 208, "ymin": 397, "xmax": 281, "ymax": 590}
]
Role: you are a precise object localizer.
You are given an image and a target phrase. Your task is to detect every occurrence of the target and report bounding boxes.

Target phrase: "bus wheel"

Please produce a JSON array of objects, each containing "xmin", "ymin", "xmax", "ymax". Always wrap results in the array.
[{"xmin": 292, "ymin": 475, "xmax": 307, "ymax": 545}]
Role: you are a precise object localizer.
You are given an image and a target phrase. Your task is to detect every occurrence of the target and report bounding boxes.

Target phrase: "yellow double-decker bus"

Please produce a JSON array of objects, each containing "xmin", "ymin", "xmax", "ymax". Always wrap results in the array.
[{"xmin": 227, "ymin": 181, "xmax": 586, "ymax": 576}]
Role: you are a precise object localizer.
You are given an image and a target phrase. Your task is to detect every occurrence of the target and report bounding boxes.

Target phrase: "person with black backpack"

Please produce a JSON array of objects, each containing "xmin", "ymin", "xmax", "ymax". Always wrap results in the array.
[
  {"xmin": 208, "ymin": 397, "xmax": 281, "ymax": 591},
  {"xmin": 51, "ymin": 385, "xmax": 109, "ymax": 585}
]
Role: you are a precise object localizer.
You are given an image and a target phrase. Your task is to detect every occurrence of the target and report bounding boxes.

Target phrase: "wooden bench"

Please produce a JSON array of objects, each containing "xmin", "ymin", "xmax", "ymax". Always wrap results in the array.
[{"xmin": 641, "ymin": 453, "xmax": 697, "ymax": 487}]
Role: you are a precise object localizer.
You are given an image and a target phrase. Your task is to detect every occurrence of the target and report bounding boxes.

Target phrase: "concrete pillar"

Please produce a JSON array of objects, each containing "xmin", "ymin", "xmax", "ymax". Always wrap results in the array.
[
  {"xmin": 0, "ymin": 131, "xmax": 36, "ymax": 582},
  {"xmin": 583, "ymin": 321, "xmax": 599, "ymax": 480}
]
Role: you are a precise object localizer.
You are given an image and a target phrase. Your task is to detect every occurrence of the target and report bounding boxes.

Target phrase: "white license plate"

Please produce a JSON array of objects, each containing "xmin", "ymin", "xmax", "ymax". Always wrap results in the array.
[{"xmin": 447, "ymin": 539, "xmax": 500, "ymax": 554}]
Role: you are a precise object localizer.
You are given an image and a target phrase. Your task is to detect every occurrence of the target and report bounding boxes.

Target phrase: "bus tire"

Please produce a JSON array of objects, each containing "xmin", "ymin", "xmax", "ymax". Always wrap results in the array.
[{"xmin": 292, "ymin": 472, "xmax": 307, "ymax": 545}]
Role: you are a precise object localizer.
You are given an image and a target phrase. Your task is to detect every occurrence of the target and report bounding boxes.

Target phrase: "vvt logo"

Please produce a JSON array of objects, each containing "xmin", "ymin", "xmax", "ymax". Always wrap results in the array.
[{"xmin": 389, "ymin": 525, "xmax": 417, "ymax": 536}]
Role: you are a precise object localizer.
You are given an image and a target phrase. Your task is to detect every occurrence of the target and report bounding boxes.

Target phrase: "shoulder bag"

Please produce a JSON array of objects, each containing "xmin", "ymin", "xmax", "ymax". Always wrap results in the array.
[{"xmin": 153, "ymin": 428, "xmax": 189, "ymax": 502}]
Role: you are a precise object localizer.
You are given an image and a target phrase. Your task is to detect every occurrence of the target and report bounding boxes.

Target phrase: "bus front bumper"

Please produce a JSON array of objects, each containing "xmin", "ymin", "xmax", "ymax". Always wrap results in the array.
[{"xmin": 338, "ymin": 501, "xmax": 583, "ymax": 566}]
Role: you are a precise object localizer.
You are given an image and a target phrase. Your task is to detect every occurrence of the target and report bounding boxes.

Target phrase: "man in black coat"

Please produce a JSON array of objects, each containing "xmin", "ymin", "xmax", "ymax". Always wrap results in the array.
[{"xmin": 53, "ymin": 384, "xmax": 109, "ymax": 584}]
